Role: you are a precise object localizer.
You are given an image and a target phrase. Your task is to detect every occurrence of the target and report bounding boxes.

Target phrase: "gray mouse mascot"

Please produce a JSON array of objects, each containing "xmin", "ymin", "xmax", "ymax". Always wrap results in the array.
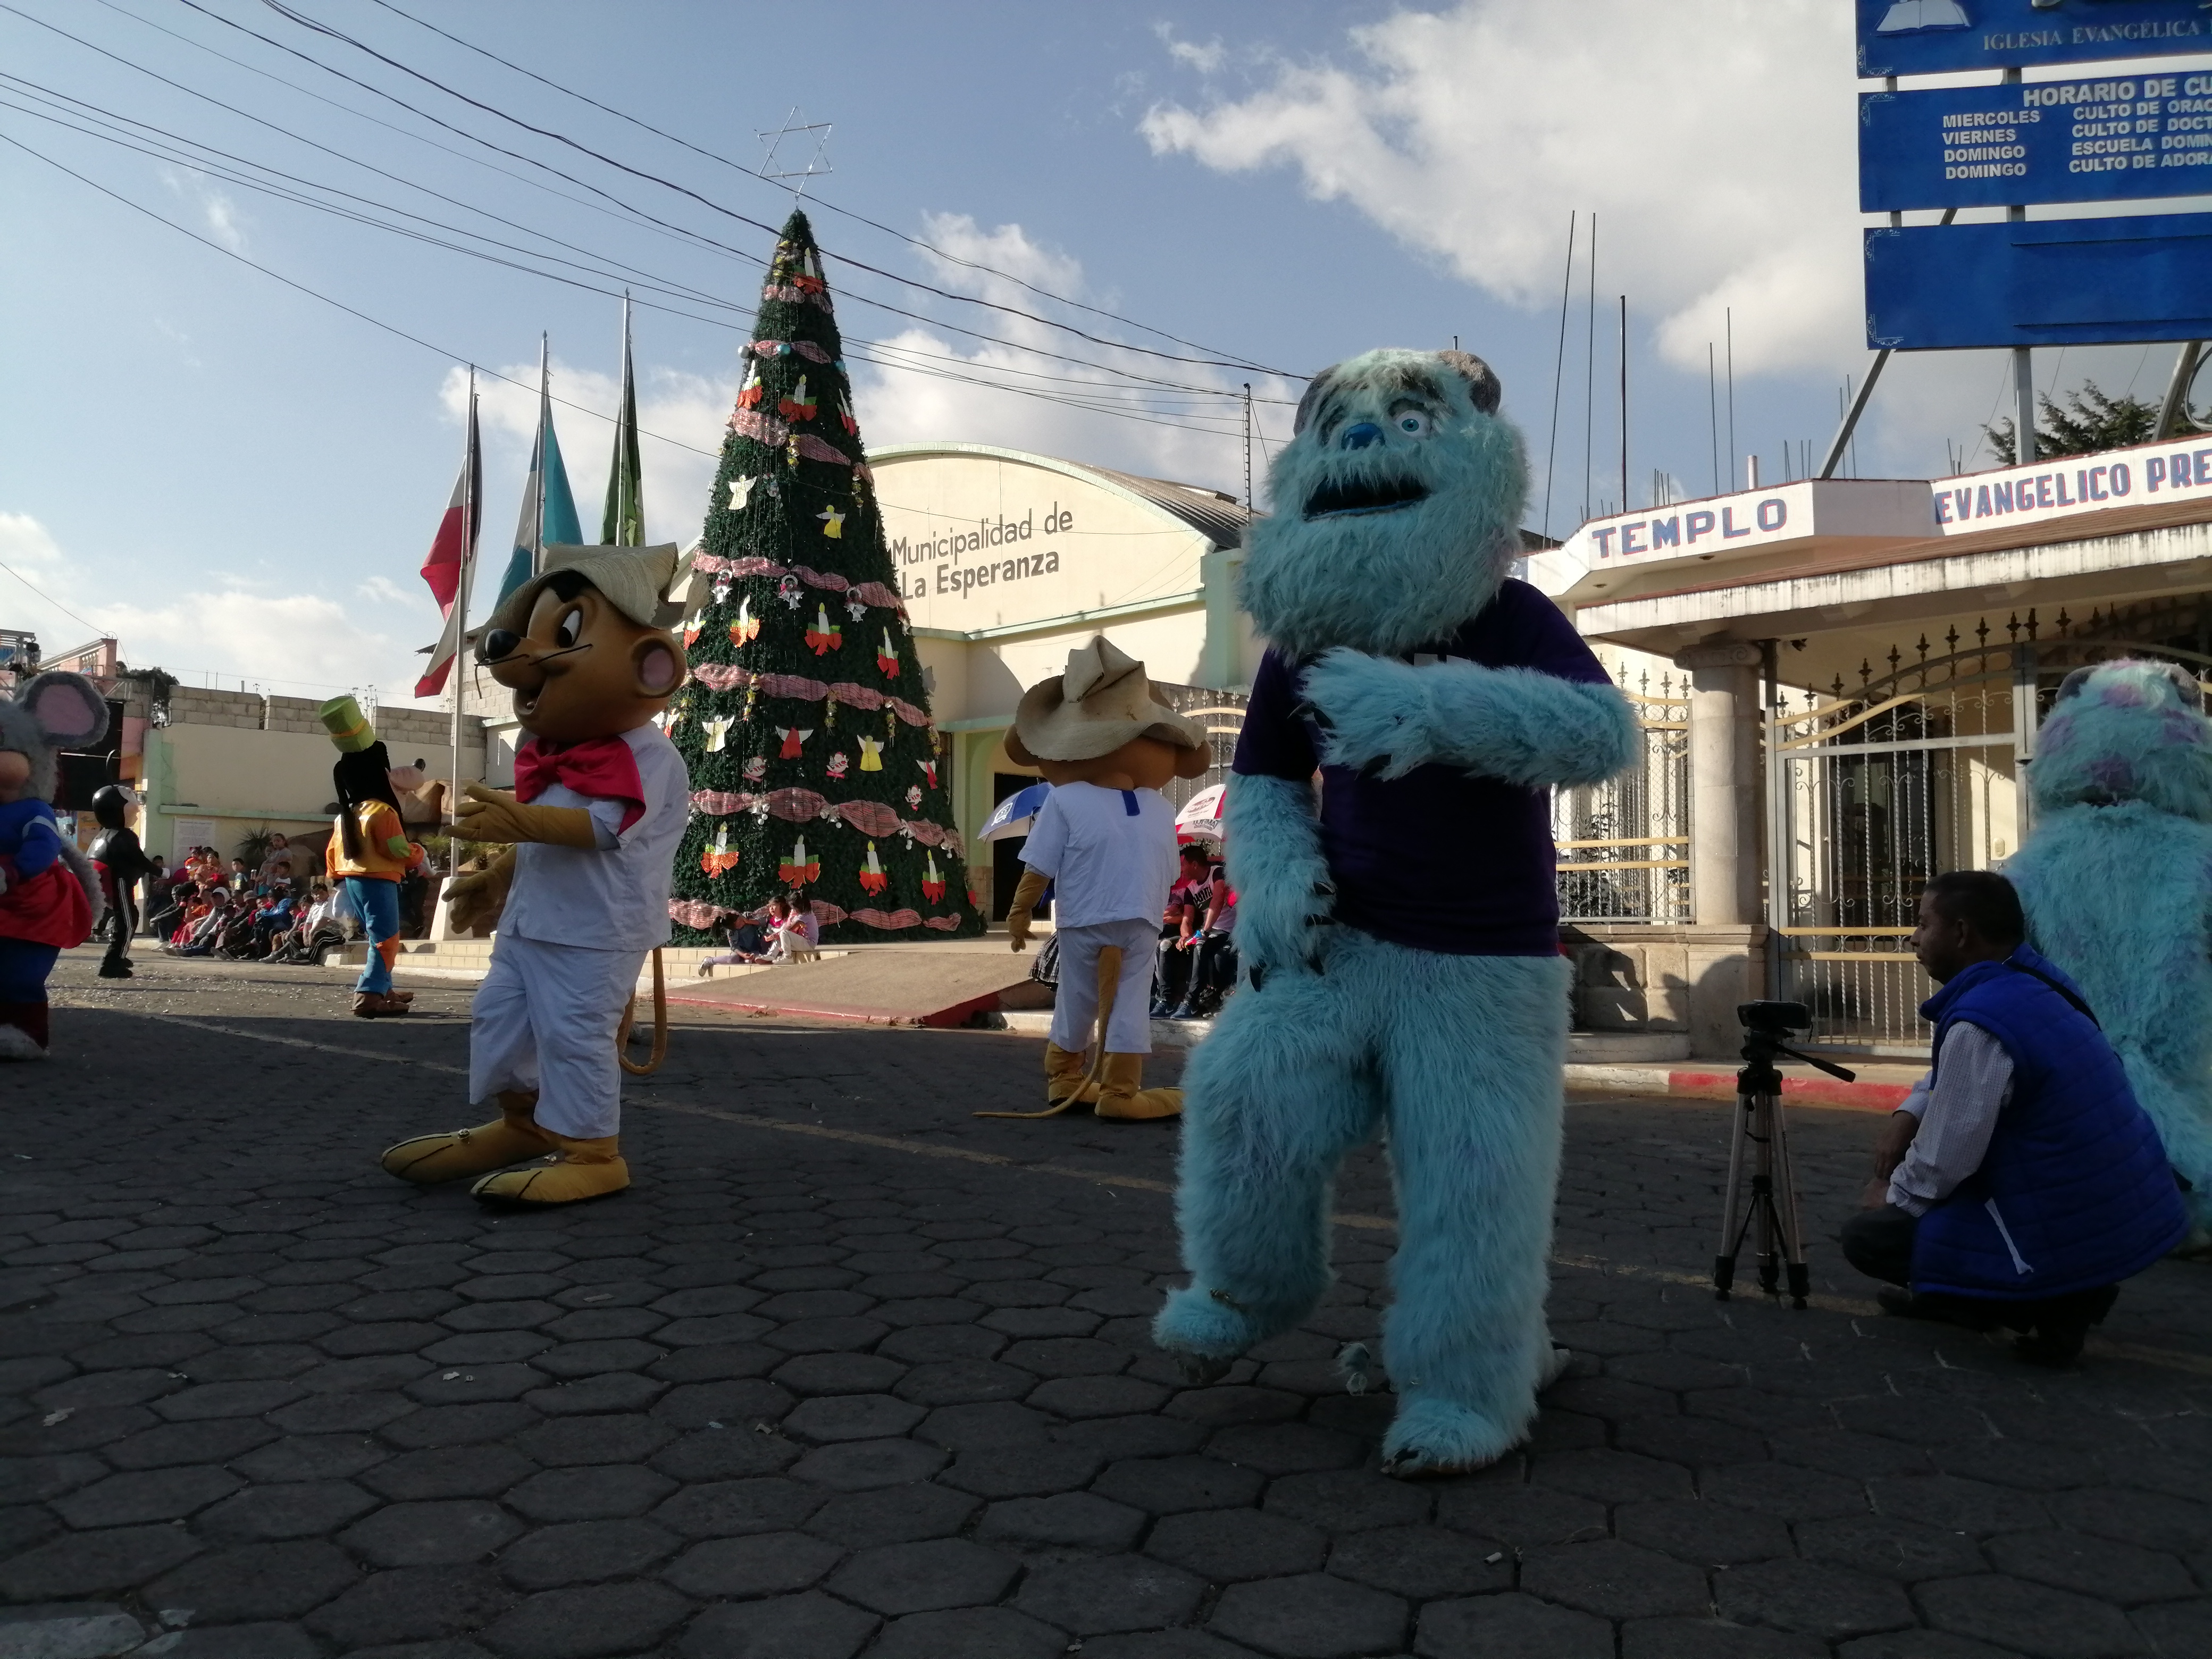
[
  {"xmin": 1152, "ymin": 348, "xmax": 1638, "ymax": 1476},
  {"xmin": 0, "ymin": 672, "xmax": 110, "ymax": 1056}
]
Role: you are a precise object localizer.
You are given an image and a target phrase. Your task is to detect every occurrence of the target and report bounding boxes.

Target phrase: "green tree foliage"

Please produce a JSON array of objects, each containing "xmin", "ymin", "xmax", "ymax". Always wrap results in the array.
[
  {"xmin": 665, "ymin": 210, "xmax": 984, "ymax": 945},
  {"xmin": 1984, "ymin": 379, "xmax": 2159, "ymax": 467}
]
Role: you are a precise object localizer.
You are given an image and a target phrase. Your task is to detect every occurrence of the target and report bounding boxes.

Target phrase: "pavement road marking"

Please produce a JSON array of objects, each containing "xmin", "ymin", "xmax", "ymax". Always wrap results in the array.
[{"xmin": 141, "ymin": 1011, "xmax": 2212, "ymax": 1377}]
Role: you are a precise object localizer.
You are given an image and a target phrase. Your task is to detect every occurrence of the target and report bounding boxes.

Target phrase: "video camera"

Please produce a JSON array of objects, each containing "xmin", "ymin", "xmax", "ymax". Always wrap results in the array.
[{"xmin": 1738, "ymin": 1000, "xmax": 1811, "ymax": 1036}]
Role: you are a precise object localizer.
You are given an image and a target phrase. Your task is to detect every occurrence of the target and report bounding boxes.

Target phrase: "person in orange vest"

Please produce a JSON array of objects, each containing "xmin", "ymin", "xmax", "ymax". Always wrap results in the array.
[{"xmin": 320, "ymin": 697, "xmax": 426, "ymax": 1019}]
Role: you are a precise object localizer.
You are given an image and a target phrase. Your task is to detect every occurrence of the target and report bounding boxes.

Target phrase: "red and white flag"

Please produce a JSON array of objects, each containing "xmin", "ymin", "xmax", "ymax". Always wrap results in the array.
[{"xmin": 414, "ymin": 380, "xmax": 483, "ymax": 698}]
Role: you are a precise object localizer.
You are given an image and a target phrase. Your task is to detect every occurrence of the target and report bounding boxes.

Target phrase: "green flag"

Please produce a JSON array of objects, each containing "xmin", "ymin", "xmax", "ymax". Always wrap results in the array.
[{"xmin": 601, "ymin": 296, "xmax": 644, "ymax": 546}]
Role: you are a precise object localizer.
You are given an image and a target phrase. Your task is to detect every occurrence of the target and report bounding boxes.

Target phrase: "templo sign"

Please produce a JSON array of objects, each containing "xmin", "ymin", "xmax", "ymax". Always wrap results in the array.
[
  {"xmin": 1858, "ymin": 0, "xmax": 2212, "ymax": 80},
  {"xmin": 1860, "ymin": 73, "xmax": 2212, "ymax": 211},
  {"xmin": 1866, "ymin": 210, "xmax": 2212, "ymax": 348},
  {"xmin": 1524, "ymin": 479, "xmax": 1939, "ymax": 606}
]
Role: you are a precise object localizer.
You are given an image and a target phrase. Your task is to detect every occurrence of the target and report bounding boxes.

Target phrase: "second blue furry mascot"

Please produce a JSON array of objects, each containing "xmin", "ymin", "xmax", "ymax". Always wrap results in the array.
[
  {"xmin": 1153, "ymin": 348, "xmax": 1638, "ymax": 1476},
  {"xmin": 2005, "ymin": 657, "xmax": 2212, "ymax": 1253}
]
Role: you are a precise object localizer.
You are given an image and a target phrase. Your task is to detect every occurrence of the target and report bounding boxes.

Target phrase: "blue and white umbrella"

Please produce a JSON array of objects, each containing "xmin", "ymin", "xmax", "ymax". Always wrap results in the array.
[{"xmin": 979, "ymin": 782, "xmax": 1051, "ymax": 843}]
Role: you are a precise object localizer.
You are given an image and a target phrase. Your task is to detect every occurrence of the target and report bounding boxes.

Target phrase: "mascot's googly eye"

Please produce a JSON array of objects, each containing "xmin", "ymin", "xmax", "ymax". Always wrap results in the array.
[
  {"xmin": 554, "ymin": 608, "xmax": 583, "ymax": 649},
  {"xmin": 1391, "ymin": 404, "xmax": 1436, "ymax": 440}
]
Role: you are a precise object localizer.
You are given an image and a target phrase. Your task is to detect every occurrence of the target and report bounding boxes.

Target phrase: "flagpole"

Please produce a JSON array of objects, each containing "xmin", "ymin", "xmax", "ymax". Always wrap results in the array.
[
  {"xmin": 533, "ymin": 333, "xmax": 549, "ymax": 579},
  {"xmin": 449, "ymin": 367, "xmax": 477, "ymax": 882}
]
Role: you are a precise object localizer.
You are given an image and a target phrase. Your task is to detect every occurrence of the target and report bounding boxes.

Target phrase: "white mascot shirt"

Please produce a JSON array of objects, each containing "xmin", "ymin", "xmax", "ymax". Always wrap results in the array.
[
  {"xmin": 1020, "ymin": 780, "xmax": 1179, "ymax": 929},
  {"xmin": 499, "ymin": 724, "xmax": 691, "ymax": 952}
]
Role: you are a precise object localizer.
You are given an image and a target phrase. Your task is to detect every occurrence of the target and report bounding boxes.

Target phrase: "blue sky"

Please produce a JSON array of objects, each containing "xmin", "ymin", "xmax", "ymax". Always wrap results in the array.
[{"xmin": 3, "ymin": 1, "xmax": 2204, "ymax": 703}]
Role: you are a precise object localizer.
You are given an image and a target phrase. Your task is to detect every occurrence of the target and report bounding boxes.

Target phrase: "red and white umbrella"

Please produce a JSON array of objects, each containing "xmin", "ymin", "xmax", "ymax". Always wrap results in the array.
[{"xmin": 1175, "ymin": 783, "xmax": 1226, "ymax": 844}]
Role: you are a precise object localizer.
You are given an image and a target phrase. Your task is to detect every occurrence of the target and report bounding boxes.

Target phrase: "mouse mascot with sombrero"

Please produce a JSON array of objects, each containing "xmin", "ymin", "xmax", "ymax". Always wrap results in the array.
[
  {"xmin": 991, "ymin": 636, "xmax": 1210, "ymax": 1122},
  {"xmin": 380, "ymin": 542, "xmax": 691, "ymax": 1206}
]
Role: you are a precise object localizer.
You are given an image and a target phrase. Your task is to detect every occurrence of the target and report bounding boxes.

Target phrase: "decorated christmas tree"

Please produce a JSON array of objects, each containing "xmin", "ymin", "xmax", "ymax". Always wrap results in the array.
[{"xmin": 667, "ymin": 209, "xmax": 985, "ymax": 943}]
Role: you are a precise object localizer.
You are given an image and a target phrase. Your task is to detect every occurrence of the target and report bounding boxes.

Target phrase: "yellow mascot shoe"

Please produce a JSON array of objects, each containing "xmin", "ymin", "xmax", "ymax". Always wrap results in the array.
[
  {"xmin": 470, "ymin": 1135, "xmax": 630, "ymax": 1207},
  {"xmin": 381, "ymin": 1092, "xmax": 552, "ymax": 1184},
  {"xmin": 1095, "ymin": 1053, "xmax": 1183, "ymax": 1121},
  {"xmin": 1044, "ymin": 1041, "xmax": 1102, "ymax": 1108}
]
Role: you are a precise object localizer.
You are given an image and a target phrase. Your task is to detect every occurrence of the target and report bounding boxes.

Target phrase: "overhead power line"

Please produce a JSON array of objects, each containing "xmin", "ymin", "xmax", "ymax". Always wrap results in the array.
[
  {"xmin": 0, "ymin": 128, "xmax": 1256, "ymax": 454},
  {"xmin": 4, "ymin": 1, "xmax": 1287, "ymax": 403},
  {"xmin": 252, "ymin": 0, "xmax": 1291, "ymax": 376},
  {"xmin": 360, "ymin": 0, "xmax": 1280, "ymax": 371}
]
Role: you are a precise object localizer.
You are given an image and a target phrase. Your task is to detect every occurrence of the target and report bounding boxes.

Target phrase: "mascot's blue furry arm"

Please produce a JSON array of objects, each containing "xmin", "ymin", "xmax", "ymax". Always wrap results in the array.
[
  {"xmin": 1157, "ymin": 346, "xmax": 1633, "ymax": 1477},
  {"xmin": 1303, "ymin": 653, "xmax": 1638, "ymax": 787},
  {"xmin": 1222, "ymin": 774, "xmax": 1334, "ymax": 973},
  {"xmin": 2005, "ymin": 658, "xmax": 2212, "ymax": 1250}
]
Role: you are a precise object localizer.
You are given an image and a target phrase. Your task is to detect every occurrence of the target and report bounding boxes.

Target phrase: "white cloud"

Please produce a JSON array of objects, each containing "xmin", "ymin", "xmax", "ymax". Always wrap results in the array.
[
  {"xmin": 0, "ymin": 512, "xmax": 409, "ymax": 697},
  {"xmin": 102, "ymin": 589, "xmax": 403, "ymax": 697},
  {"xmin": 0, "ymin": 512, "xmax": 66, "ymax": 579},
  {"xmin": 355, "ymin": 575, "xmax": 410, "ymax": 605},
  {"xmin": 1154, "ymin": 24, "xmax": 1227, "ymax": 76},
  {"xmin": 158, "ymin": 166, "xmax": 246, "ymax": 254},
  {"xmin": 442, "ymin": 357, "xmax": 728, "ymax": 550},
  {"xmin": 1139, "ymin": 1, "xmax": 1857, "ymax": 377},
  {"xmin": 845, "ymin": 213, "xmax": 1292, "ymax": 493}
]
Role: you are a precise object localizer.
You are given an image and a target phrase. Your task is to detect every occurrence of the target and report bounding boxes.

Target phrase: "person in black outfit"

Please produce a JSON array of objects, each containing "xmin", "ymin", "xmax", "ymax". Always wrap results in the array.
[{"xmin": 88, "ymin": 785, "xmax": 155, "ymax": 980}]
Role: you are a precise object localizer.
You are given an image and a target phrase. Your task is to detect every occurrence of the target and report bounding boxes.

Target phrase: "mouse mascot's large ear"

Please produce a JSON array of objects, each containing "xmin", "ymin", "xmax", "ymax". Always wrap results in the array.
[
  {"xmin": 15, "ymin": 671, "xmax": 109, "ymax": 806},
  {"xmin": 19, "ymin": 671, "xmax": 108, "ymax": 749}
]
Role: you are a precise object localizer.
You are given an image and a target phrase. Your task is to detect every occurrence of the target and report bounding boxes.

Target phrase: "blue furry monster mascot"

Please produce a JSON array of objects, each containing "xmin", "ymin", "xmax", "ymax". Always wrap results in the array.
[
  {"xmin": 1153, "ymin": 348, "xmax": 1639, "ymax": 1476},
  {"xmin": 2005, "ymin": 657, "xmax": 2212, "ymax": 1253}
]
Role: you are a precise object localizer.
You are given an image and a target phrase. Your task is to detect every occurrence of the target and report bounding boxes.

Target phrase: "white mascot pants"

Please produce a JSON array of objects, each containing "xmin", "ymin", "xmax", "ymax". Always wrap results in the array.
[
  {"xmin": 470, "ymin": 933, "xmax": 646, "ymax": 1140},
  {"xmin": 1049, "ymin": 917, "xmax": 1158, "ymax": 1055}
]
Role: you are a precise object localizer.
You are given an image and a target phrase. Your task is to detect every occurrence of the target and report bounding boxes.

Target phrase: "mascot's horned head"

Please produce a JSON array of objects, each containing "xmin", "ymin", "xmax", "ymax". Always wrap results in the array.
[
  {"xmin": 1241, "ymin": 347, "xmax": 1526, "ymax": 658},
  {"xmin": 2031, "ymin": 657, "xmax": 2212, "ymax": 823}
]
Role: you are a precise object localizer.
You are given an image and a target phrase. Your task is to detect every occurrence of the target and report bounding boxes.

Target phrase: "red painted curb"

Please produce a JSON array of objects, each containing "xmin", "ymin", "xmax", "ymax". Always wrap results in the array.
[
  {"xmin": 1663, "ymin": 1069, "xmax": 1911, "ymax": 1112},
  {"xmin": 661, "ymin": 987, "xmax": 1000, "ymax": 1029}
]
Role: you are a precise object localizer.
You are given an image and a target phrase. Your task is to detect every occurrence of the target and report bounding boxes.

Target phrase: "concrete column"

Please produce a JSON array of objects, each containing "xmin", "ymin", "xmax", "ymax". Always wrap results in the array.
[{"xmin": 1674, "ymin": 642, "xmax": 1763, "ymax": 927}]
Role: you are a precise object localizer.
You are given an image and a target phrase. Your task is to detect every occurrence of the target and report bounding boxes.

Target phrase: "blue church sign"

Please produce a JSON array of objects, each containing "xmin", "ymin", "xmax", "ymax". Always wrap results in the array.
[
  {"xmin": 1858, "ymin": 1, "xmax": 2212, "ymax": 80},
  {"xmin": 1861, "ymin": 74, "xmax": 2212, "ymax": 211},
  {"xmin": 1865, "ymin": 211, "xmax": 2212, "ymax": 349}
]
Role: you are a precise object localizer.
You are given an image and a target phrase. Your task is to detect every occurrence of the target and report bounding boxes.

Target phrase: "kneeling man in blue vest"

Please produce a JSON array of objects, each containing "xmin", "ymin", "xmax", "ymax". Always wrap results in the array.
[{"xmin": 1844, "ymin": 870, "xmax": 2187, "ymax": 1365}]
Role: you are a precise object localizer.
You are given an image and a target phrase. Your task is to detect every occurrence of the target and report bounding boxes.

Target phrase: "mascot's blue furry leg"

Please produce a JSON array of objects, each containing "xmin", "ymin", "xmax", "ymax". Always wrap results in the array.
[
  {"xmin": 2116, "ymin": 1046, "xmax": 2212, "ymax": 1247},
  {"xmin": 1155, "ymin": 949, "xmax": 1382, "ymax": 1364},
  {"xmin": 1375, "ymin": 945, "xmax": 1570, "ymax": 1476}
]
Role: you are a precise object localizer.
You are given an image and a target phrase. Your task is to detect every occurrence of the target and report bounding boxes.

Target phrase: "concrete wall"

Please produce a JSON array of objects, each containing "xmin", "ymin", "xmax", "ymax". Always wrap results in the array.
[
  {"xmin": 139, "ymin": 685, "xmax": 489, "ymax": 867},
  {"xmin": 1565, "ymin": 923, "xmax": 1768, "ymax": 1061}
]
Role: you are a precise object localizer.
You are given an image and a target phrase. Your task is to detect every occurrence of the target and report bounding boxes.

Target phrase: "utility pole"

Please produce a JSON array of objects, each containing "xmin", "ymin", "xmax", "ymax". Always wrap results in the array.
[
  {"xmin": 1618, "ymin": 295, "xmax": 1629, "ymax": 510},
  {"xmin": 1242, "ymin": 384, "xmax": 1253, "ymax": 510},
  {"xmin": 2005, "ymin": 66, "xmax": 2036, "ymax": 465}
]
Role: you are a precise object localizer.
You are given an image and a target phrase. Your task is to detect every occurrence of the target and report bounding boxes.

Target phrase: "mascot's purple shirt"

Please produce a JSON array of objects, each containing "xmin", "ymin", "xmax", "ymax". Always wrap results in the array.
[{"xmin": 1234, "ymin": 579, "xmax": 1610, "ymax": 956}]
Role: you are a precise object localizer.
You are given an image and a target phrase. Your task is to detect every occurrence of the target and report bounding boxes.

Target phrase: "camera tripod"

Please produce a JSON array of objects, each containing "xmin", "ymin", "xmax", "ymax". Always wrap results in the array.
[{"xmin": 1714, "ymin": 1001, "xmax": 1856, "ymax": 1309}]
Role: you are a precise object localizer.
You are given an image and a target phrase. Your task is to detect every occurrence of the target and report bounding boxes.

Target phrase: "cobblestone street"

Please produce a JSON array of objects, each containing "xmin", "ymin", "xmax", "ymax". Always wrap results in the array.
[{"xmin": 2, "ymin": 946, "xmax": 2209, "ymax": 1658}]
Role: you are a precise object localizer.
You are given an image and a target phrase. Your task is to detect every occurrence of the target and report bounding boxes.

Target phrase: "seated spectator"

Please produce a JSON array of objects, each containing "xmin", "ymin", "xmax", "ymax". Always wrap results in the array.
[
  {"xmin": 165, "ymin": 888, "xmax": 234, "ymax": 955},
  {"xmin": 249, "ymin": 886, "xmax": 297, "ymax": 956},
  {"xmin": 260, "ymin": 833, "xmax": 296, "ymax": 886},
  {"xmin": 225, "ymin": 856, "xmax": 252, "ymax": 894},
  {"xmin": 1168, "ymin": 859, "xmax": 1239, "ymax": 1020},
  {"xmin": 1842, "ymin": 870, "xmax": 2188, "ymax": 1365},
  {"xmin": 768, "ymin": 893, "xmax": 822, "ymax": 962},
  {"xmin": 271, "ymin": 880, "xmax": 349, "ymax": 965},
  {"xmin": 1152, "ymin": 845, "xmax": 1213, "ymax": 1016},
  {"xmin": 700, "ymin": 899, "xmax": 786, "ymax": 970}
]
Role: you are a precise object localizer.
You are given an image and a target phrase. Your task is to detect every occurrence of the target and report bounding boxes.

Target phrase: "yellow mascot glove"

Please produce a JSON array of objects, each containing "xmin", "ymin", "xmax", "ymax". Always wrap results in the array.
[
  {"xmin": 454, "ymin": 782, "xmax": 599, "ymax": 849},
  {"xmin": 1006, "ymin": 867, "xmax": 1050, "ymax": 953},
  {"xmin": 443, "ymin": 849, "xmax": 514, "ymax": 935}
]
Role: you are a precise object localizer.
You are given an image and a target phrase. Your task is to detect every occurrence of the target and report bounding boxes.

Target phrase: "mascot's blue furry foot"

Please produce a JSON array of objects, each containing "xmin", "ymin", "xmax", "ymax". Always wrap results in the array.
[
  {"xmin": 1153, "ymin": 1283, "xmax": 1295, "ymax": 1379},
  {"xmin": 1377, "ymin": 1346, "xmax": 1572, "ymax": 1479}
]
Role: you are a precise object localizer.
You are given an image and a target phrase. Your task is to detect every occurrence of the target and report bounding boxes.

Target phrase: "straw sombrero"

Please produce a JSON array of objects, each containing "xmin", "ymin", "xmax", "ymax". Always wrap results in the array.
[{"xmin": 1006, "ymin": 636, "xmax": 1206, "ymax": 765}]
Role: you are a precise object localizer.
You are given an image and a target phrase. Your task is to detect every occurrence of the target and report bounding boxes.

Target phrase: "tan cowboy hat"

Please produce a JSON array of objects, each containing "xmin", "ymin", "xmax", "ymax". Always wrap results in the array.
[
  {"xmin": 1006, "ymin": 635, "xmax": 1207, "ymax": 765},
  {"xmin": 488, "ymin": 543, "xmax": 689, "ymax": 635}
]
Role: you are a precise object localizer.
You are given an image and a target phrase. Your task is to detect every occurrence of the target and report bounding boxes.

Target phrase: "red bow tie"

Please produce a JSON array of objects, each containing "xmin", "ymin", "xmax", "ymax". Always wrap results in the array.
[{"xmin": 514, "ymin": 736, "xmax": 646, "ymax": 833}]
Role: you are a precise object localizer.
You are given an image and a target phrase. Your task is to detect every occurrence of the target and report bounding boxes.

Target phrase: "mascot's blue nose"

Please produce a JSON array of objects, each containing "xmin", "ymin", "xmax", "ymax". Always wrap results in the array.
[{"xmin": 1339, "ymin": 421, "xmax": 1383, "ymax": 451}]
